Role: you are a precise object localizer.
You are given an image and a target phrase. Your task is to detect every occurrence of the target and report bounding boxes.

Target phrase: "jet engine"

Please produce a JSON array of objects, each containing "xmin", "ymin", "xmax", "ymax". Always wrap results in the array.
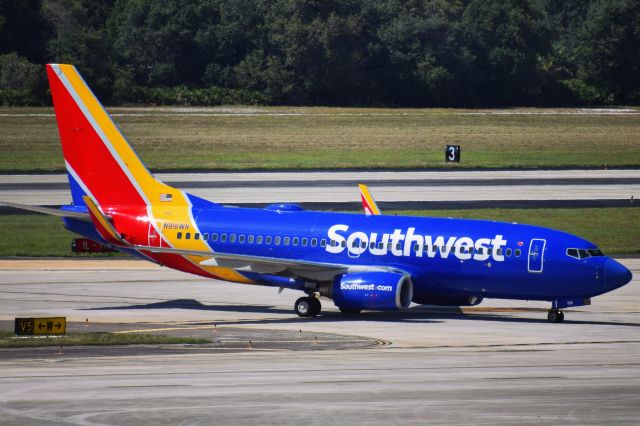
[
  {"xmin": 412, "ymin": 294, "xmax": 484, "ymax": 306},
  {"xmin": 319, "ymin": 271, "xmax": 413, "ymax": 311}
]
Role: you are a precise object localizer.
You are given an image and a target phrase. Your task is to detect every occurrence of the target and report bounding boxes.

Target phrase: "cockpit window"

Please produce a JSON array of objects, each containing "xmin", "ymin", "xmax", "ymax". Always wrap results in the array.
[{"xmin": 567, "ymin": 247, "xmax": 603, "ymax": 259}]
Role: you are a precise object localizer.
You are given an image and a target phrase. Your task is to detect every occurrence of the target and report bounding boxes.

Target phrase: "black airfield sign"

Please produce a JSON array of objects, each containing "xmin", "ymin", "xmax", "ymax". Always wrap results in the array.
[{"xmin": 15, "ymin": 317, "xmax": 66, "ymax": 336}]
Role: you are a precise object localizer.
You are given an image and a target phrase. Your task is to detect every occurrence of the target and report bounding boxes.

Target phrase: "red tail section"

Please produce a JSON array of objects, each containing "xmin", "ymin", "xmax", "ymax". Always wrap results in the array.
[{"xmin": 46, "ymin": 64, "xmax": 174, "ymax": 208}]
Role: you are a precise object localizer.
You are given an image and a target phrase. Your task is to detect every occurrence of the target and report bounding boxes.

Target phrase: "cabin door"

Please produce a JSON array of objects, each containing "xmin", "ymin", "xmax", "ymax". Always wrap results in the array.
[
  {"xmin": 148, "ymin": 223, "xmax": 163, "ymax": 247},
  {"xmin": 527, "ymin": 238, "xmax": 546, "ymax": 273}
]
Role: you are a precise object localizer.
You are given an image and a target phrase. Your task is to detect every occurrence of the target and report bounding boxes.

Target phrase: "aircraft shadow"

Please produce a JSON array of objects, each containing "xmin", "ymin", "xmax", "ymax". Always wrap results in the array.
[
  {"xmin": 88, "ymin": 298, "xmax": 293, "ymax": 315},
  {"xmin": 87, "ymin": 299, "xmax": 640, "ymax": 328}
]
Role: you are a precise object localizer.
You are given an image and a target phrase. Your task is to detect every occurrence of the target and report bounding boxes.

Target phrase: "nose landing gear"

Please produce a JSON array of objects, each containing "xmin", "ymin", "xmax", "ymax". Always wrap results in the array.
[{"xmin": 547, "ymin": 309, "xmax": 565, "ymax": 323}]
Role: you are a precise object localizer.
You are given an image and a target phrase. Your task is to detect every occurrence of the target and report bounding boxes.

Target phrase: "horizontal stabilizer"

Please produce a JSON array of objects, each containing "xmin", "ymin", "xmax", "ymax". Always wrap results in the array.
[
  {"xmin": 0, "ymin": 201, "xmax": 90, "ymax": 220},
  {"xmin": 82, "ymin": 196, "xmax": 127, "ymax": 245}
]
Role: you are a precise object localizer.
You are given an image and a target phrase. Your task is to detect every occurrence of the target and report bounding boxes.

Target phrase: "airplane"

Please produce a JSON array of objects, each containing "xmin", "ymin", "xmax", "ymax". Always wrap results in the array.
[{"xmin": 2, "ymin": 64, "xmax": 633, "ymax": 323}]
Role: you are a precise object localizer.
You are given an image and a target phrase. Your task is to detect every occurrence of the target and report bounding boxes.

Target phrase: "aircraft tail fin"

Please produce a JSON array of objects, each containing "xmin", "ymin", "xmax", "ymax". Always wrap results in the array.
[{"xmin": 46, "ymin": 64, "xmax": 176, "ymax": 209}]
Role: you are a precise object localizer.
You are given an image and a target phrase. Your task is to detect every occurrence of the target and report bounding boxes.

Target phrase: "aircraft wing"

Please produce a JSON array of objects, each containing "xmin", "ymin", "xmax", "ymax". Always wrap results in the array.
[
  {"xmin": 0, "ymin": 201, "xmax": 91, "ymax": 220},
  {"xmin": 133, "ymin": 244, "xmax": 401, "ymax": 281}
]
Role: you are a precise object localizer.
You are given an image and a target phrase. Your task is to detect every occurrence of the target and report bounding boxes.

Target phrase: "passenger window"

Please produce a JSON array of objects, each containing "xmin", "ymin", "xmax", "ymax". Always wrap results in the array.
[
  {"xmin": 266, "ymin": 236, "xmax": 272, "ymax": 244},
  {"xmin": 230, "ymin": 234, "xmax": 236, "ymax": 243},
  {"xmin": 283, "ymin": 237, "xmax": 290, "ymax": 245},
  {"xmin": 302, "ymin": 238, "xmax": 308, "ymax": 246},
  {"xmin": 341, "ymin": 241, "xmax": 346, "ymax": 248},
  {"xmin": 248, "ymin": 235, "xmax": 254, "ymax": 243},
  {"xmin": 514, "ymin": 249, "xmax": 521, "ymax": 257},
  {"xmin": 221, "ymin": 234, "xmax": 227, "ymax": 242},
  {"xmin": 194, "ymin": 233, "xmax": 200, "ymax": 240},
  {"xmin": 177, "ymin": 232, "xmax": 182, "ymax": 239},
  {"xmin": 361, "ymin": 241, "xmax": 366, "ymax": 249},
  {"xmin": 321, "ymin": 239, "xmax": 326, "ymax": 247},
  {"xmin": 185, "ymin": 232, "xmax": 191, "ymax": 240},
  {"xmin": 293, "ymin": 237, "xmax": 299, "ymax": 246},
  {"xmin": 413, "ymin": 244, "xmax": 419, "ymax": 252},
  {"xmin": 211, "ymin": 233, "xmax": 218, "ymax": 242},
  {"xmin": 351, "ymin": 240, "xmax": 359, "ymax": 248},
  {"xmin": 257, "ymin": 236, "xmax": 263, "ymax": 244},
  {"xmin": 239, "ymin": 235, "xmax": 245, "ymax": 243},
  {"xmin": 496, "ymin": 248, "xmax": 502, "ymax": 256},
  {"xmin": 203, "ymin": 233, "xmax": 209, "ymax": 241},
  {"xmin": 274, "ymin": 236, "xmax": 281, "ymax": 245},
  {"xmin": 506, "ymin": 248, "xmax": 512, "ymax": 257}
]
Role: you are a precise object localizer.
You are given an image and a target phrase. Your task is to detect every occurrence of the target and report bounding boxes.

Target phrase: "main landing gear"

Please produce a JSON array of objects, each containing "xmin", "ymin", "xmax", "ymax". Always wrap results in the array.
[
  {"xmin": 294, "ymin": 296, "xmax": 321, "ymax": 317},
  {"xmin": 547, "ymin": 309, "xmax": 565, "ymax": 323}
]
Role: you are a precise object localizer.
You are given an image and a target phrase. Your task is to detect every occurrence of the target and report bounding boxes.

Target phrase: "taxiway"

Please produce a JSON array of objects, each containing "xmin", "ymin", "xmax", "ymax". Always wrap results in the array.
[
  {"xmin": 0, "ymin": 169, "xmax": 638, "ymax": 206},
  {"xmin": 0, "ymin": 258, "xmax": 638, "ymax": 424}
]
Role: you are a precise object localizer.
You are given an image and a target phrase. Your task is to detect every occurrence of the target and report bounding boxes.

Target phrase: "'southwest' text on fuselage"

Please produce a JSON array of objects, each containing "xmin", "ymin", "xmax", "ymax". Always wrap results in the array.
[{"xmin": 326, "ymin": 224, "xmax": 508, "ymax": 261}]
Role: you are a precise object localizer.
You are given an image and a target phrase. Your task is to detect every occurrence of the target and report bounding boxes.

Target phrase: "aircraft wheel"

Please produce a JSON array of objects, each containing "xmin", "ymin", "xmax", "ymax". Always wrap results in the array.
[
  {"xmin": 339, "ymin": 307, "xmax": 362, "ymax": 314},
  {"xmin": 309, "ymin": 297, "xmax": 321, "ymax": 316},
  {"xmin": 547, "ymin": 309, "xmax": 564, "ymax": 323},
  {"xmin": 295, "ymin": 297, "xmax": 320, "ymax": 317}
]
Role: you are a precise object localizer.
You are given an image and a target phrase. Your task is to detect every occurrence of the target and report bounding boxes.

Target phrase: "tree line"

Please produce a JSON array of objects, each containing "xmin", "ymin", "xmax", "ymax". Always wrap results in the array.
[{"xmin": 1, "ymin": 0, "xmax": 638, "ymax": 107}]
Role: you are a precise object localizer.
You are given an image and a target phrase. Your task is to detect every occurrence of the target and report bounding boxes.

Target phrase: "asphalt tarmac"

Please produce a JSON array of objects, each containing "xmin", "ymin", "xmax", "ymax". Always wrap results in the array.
[
  {"xmin": 0, "ymin": 258, "xmax": 638, "ymax": 425},
  {"xmin": 0, "ymin": 169, "xmax": 638, "ymax": 207}
]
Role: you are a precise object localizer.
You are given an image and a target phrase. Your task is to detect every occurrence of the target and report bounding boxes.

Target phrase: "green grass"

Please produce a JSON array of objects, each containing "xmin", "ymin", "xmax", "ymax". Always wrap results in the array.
[
  {"xmin": 0, "ymin": 330, "xmax": 210, "ymax": 348},
  {"xmin": 0, "ymin": 215, "xmax": 123, "ymax": 257},
  {"xmin": 1, "ymin": 107, "xmax": 639, "ymax": 171},
  {"xmin": 1, "ymin": 208, "xmax": 639, "ymax": 256}
]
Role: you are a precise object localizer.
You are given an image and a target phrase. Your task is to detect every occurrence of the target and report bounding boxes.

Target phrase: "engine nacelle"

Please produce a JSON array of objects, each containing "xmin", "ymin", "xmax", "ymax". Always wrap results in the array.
[
  {"xmin": 320, "ymin": 272, "xmax": 413, "ymax": 311},
  {"xmin": 412, "ymin": 294, "xmax": 484, "ymax": 306}
]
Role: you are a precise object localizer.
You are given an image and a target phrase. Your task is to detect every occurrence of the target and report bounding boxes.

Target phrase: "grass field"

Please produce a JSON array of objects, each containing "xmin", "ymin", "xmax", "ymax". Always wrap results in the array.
[
  {"xmin": 1, "ymin": 207, "xmax": 638, "ymax": 256},
  {"xmin": 0, "ymin": 330, "xmax": 209, "ymax": 348},
  {"xmin": 1, "ymin": 107, "xmax": 639, "ymax": 172}
]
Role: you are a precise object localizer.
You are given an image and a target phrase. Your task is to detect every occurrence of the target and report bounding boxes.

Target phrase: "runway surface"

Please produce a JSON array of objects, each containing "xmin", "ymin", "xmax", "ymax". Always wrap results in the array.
[
  {"xmin": 0, "ymin": 169, "xmax": 638, "ymax": 207},
  {"xmin": 0, "ymin": 258, "xmax": 638, "ymax": 424}
]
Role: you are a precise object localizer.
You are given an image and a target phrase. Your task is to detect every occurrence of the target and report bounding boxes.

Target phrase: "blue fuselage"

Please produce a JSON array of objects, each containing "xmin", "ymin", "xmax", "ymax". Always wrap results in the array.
[
  {"xmin": 184, "ymin": 201, "xmax": 627, "ymax": 304},
  {"xmin": 63, "ymin": 195, "xmax": 632, "ymax": 307}
]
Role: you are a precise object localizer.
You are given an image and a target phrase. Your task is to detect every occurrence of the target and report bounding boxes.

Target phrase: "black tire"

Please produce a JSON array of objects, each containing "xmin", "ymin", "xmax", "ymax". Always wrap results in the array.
[
  {"xmin": 547, "ymin": 310, "xmax": 563, "ymax": 323},
  {"xmin": 295, "ymin": 297, "xmax": 313, "ymax": 317},
  {"xmin": 308, "ymin": 297, "xmax": 322, "ymax": 316},
  {"xmin": 339, "ymin": 307, "xmax": 362, "ymax": 314}
]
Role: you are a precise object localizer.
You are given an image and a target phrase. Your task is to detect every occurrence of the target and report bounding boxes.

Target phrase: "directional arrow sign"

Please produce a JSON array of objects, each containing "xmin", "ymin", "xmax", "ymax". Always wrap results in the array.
[
  {"xmin": 33, "ymin": 317, "xmax": 66, "ymax": 335},
  {"xmin": 14, "ymin": 317, "xmax": 67, "ymax": 336}
]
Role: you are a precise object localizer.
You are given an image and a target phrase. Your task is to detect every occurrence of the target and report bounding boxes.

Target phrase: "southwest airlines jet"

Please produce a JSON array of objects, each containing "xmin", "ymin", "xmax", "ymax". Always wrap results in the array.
[{"xmin": 3, "ymin": 65, "xmax": 633, "ymax": 323}]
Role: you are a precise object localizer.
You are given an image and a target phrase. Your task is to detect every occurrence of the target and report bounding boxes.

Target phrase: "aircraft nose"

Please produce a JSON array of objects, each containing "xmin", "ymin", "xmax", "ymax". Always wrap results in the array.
[{"xmin": 604, "ymin": 258, "xmax": 632, "ymax": 291}]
